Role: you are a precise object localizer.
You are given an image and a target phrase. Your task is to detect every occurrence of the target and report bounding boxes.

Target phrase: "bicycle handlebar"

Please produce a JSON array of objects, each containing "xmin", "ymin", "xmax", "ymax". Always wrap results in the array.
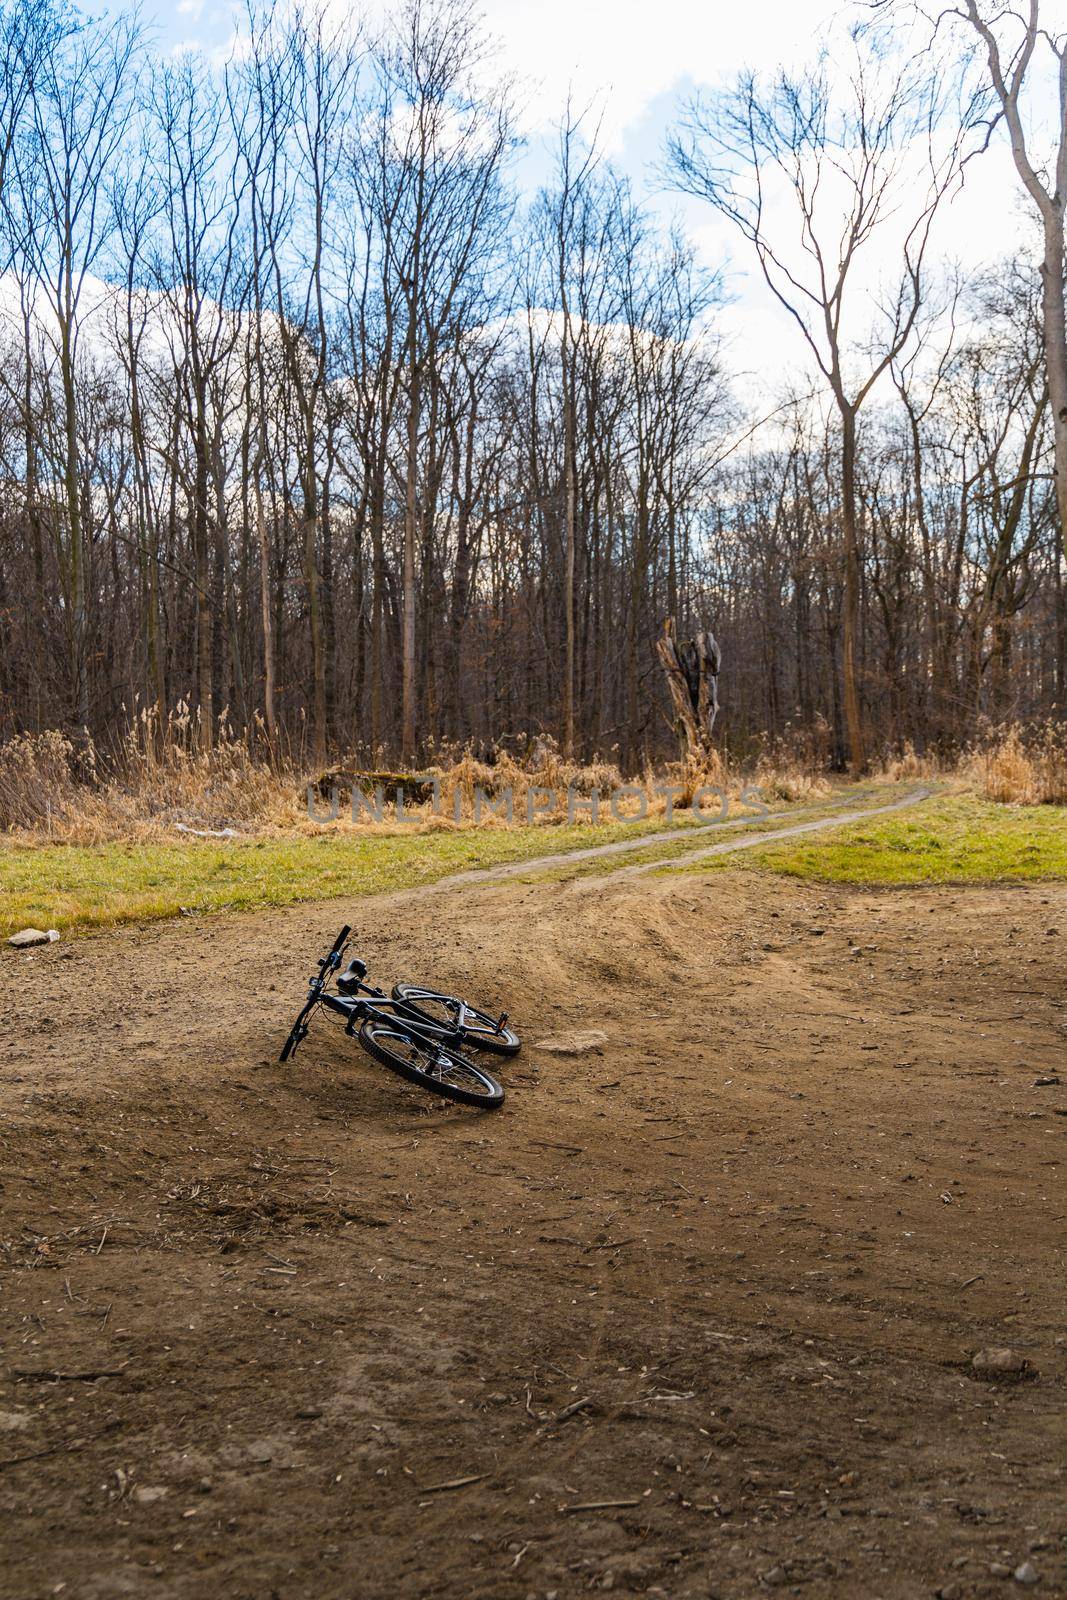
[{"xmin": 315, "ymin": 925, "xmax": 352, "ymax": 982}]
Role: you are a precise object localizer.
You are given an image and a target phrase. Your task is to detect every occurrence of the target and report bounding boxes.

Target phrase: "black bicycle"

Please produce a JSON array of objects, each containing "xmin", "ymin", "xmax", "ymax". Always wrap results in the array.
[{"xmin": 279, "ymin": 926, "xmax": 520, "ymax": 1109}]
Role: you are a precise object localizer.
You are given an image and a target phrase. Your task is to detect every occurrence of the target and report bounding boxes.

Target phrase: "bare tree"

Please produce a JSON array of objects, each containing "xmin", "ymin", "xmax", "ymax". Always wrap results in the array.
[
  {"xmin": 875, "ymin": 0, "xmax": 1067, "ymax": 561},
  {"xmin": 670, "ymin": 38, "xmax": 977, "ymax": 771},
  {"xmin": 372, "ymin": 0, "xmax": 514, "ymax": 763},
  {"xmin": 150, "ymin": 54, "xmax": 244, "ymax": 749},
  {"xmin": 4, "ymin": 10, "xmax": 139, "ymax": 731}
]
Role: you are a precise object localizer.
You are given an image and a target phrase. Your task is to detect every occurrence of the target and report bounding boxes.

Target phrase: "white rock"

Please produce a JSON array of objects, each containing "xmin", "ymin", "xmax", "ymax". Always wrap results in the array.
[
  {"xmin": 1014, "ymin": 1562, "xmax": 1039, "ymax": 1586},
  {"xmin": 132, "ymin": 1486, "xmax": 169, "ymax": 1505},
  {"xmin": 7, "ymin": 928, "xmax": 59, "ymax": 948},
  {"xmin": 533, "ymin": 1029, "xmax": 609, "ymax": 1055},
  {"xmin": 971, "ymin": 1347, "xmax": 1030, "ymax": 1376}
]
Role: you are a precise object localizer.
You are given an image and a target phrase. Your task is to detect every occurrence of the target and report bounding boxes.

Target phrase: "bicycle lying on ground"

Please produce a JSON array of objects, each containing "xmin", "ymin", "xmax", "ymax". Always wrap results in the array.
[{"xmin": 279, "ymin": 926, "xmax": 520, "ymax": 1108}]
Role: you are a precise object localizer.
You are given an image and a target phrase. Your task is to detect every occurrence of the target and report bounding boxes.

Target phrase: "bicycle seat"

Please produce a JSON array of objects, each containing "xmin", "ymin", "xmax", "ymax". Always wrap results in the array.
[{"xmin": 336, "ymin": 957, "xmax": 367, "ymax": 994}]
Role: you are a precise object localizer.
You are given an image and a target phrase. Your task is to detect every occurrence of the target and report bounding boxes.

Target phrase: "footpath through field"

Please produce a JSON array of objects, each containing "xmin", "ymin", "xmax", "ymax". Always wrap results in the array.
[{"xmin": 421, "ymin": 784, "xmax": 931, "ymax": 895}]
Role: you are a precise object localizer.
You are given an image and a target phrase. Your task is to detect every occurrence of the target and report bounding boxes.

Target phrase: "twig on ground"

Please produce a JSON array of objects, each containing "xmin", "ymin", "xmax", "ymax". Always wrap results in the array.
[
  {"xmin": 551, "ymin": 1396, "xmax": 595, "ymax": 1424},
  {"xmin": 563, "ymin": 1497, "xmax": 641, "ymax": 1513},
  {"xmin": 0, "ymin": 1420, "xmax": 123, "ymax": 1472},
  {"xmin": 13, "ymin": 1366, "xmax": 128, "ymax": 1383},
  {"xmin": 419, "ymin": 1473, "xmax": 489, "ymax": 1493}
]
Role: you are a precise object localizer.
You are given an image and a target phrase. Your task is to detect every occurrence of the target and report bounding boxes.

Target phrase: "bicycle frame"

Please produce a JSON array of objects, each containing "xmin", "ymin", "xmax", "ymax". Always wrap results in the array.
[{"xmin": 319, "ymin": 977, "xmax": 470, "ymax": 1050}]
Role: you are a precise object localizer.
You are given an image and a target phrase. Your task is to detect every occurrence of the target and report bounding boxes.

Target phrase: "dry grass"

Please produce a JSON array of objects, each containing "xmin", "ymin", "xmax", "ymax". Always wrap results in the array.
[
  {"xmin": 0, "ymin": 713, "xmax": 299, "ymax": 843},
  {"xmin": 875, "ymin": 742, "xmax": 945, "ymax": 785},
  {"xmin": 16, "ymin": 712, "xmax": 1058, "ymax": 847},
  {"xmin": 0, "ymin": 717, "xmax": 822, "ymax": 846},
  {"xmin": 870, "ymin": 723, "xmax": 1067, "ymax": 804},
  {"xmin": 965, "ymin": 722, "xmax": 1067, "ymax": 806}
]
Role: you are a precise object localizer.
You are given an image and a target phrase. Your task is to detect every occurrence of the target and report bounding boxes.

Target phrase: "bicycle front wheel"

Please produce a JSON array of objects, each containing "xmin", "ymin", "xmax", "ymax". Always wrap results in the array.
[
  {"xmin": 280, "ymin": 994, "xmax": 318, "ymax": 1062},
  {"xmin": 359, "ymin": 1020, "xmax": 505, "ymax": 1108}
]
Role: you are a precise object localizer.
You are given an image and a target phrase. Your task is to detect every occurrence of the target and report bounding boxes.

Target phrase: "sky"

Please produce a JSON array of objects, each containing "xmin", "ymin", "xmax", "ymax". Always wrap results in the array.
[{"xmin": 144, "ymin": 0, "xmax": 1038, "ymax": 397}]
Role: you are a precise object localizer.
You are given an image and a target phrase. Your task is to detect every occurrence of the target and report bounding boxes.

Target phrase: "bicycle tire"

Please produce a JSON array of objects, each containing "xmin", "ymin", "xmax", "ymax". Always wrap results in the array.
[
  {"xmin": 359, "ymin": 1019, "xmax": 505, "ymax": 1108},
  {"xmin": 390, "ymin": 983, "xmax": 521, "ymax": 1056},
  {"xmin": 280, "ymin": 995, "xmax": 317, "ymax": 1062}
]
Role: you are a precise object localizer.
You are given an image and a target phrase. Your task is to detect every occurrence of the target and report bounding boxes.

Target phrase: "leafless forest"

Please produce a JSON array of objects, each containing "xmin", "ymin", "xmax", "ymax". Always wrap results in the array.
[{"xmin": 0, "ymin": 0, "xmax": 1064, "ymax": 773}]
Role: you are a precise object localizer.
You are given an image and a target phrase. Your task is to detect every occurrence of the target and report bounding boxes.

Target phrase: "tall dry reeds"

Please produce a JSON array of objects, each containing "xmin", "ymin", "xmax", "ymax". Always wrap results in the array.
[
  {"xmin": 966, "ymin": 722, "xmax": 1067, "ymax": 805},
  {"xmin": 1, "ymin": 715, "xmax": 831, "ymax": 844}
]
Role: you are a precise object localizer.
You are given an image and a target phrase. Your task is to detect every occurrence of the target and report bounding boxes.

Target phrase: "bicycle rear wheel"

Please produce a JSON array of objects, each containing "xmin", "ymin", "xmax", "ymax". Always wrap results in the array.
[
  {"xmin": 390, "ymin": 983, "xmax": 520, "ymax": 1056},
  {"xmin": 359, "ymin": 1020, "xmax": 504, "ymax": 1108}
]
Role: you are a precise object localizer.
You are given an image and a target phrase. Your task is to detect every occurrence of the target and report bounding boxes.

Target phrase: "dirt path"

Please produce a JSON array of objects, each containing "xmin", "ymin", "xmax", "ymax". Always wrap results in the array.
[
  {"xmin": 379, "ymin": 785, "xmax": 929, "ymax": 901},
  {"xmin": 576, "ymin": 787, "xmax": 930, "ymax": 887},
  {"xmin": 1, "ymin": 860, "xmax": 1064, "ymax": 1600},
  {"xmin": 423, "ymin": 792, "xmax": 864, "ymax": 887}
]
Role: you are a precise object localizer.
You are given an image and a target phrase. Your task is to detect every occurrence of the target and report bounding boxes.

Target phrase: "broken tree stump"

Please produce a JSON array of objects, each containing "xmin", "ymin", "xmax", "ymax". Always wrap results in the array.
[{"xmin": 656, "ymin": 618, "xmax": 721, "ymax": 762}]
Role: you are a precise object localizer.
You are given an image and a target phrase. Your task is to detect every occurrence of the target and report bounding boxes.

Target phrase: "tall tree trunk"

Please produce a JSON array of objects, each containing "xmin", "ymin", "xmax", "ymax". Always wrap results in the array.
[
  {"xmin": 193, "ymin": 386, "xmax": 214, "ymax": 751},
  {"xmin": 254, "ymin": 477, "xmax": 277, "ymax": 749},
  {"xmin": 563, "ymin": 377, "xmax": 576, "ymax": 758},
  {"xmin": 304, "ymin": 491, "xmax": 327, "ymax": 768},
  {"xmin": 60, "ymin": 321, "xmax": 89, "ymax": 733},
  {"xmin": 839, "ymin": 403, "xmax": 866, "ymax": 774},
  {"xmin": 1039, "ymin": 208, "xmax": 1067, "ymax": 564},
  {"xmin": 402, "ymin": 355, "xmax": 420, "ymax": 766}
]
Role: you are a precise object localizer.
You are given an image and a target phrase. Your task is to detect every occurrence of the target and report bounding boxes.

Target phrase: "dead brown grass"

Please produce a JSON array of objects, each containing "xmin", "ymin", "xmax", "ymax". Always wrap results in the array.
[
  {"xmin": 0, "ymin": 716, "xmax": 843, "ymax": 846},
  {"xmin": 965, "ymin": 722, "xmax": 1067, "ymax": 806},
  {"xmin": 22, "ymin": 712, "xmax": 1059, "ymax": 847}
]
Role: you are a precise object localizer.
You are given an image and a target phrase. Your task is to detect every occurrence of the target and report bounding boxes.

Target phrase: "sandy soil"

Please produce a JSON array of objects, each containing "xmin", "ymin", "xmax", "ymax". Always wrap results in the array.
[{"xmin": 1, "ymin": 860, "xmax": 1065, "ymax": 1600}]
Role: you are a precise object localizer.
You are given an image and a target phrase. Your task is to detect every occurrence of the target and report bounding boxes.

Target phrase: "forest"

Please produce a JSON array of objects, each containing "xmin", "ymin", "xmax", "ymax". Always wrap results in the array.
[{"xmin": 0, "ymin": 0, "xmax": 1064, "ymax": 775}]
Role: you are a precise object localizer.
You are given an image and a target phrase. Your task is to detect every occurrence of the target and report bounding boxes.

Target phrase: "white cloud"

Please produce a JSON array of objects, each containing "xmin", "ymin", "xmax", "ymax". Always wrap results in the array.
[{"xmin": 482, "ymin": 0, "xmax": 845, "ymax": 149}]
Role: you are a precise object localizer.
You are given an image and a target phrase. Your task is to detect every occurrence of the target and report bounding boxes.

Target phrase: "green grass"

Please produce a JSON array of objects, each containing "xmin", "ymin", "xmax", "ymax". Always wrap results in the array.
[
  {"xmin": 725, "ymin": 794, "xmax": 1067, "ymax": 886},
  {"xmin": 0, "ymin": 806, "xmax": 767, "ymax": 940},
  {"xmin": 5, "ymin": 791, "xmax": 1057, "ymax": 943}
]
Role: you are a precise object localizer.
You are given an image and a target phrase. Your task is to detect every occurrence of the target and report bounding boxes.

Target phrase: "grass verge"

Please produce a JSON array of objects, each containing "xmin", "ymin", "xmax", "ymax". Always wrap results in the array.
[
  {"xmin": 0, "ymin": 802, "xmax": 787, "ymax": 940},
  {"xmin": 6, "ymin": 790, "xmax": 1055, "ymax": 941},
  {"xmin": 694, "ymin": 794, "xmax": 1067, "ymax": 886}
]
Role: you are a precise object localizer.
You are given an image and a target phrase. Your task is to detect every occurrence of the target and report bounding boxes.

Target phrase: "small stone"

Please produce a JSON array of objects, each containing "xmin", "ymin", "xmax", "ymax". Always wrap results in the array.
[
  {"xmin": 533, "ymin": 1029, "xmax": 608, "ymax": 1055},
  {"xmin": 1014, "ymin": 1562, "xmax": 1039, "ymax": 1586},
  {"xmin": 938, "ymin": 1585, "xmax": 962, "ymax": 1600},
  {"xmin": 132, "ymin": 1486, "xmax": 168, "ymax": 1505},
  {"xmin": 7, "ymin": 928, "xmax": 59, "ymax": 948},
  {"xmin": 1033, "ymin": 1077, "xmax": 1060, "ymax": 1088},
  {"xmin": 971, "ymin": 1347, "xmax": 1031, "ymax": 1377},
  {"xmin": 295, "ymin": 1406, "xmax": 323, "ymax": 1420},
  {"xmin": 761, "ymin": 1570, "xmax": 788, "ymax": 1589},
  {"xmin": 990, "ymin": 1564, "xmax": 1012, "ymax": 1578}
]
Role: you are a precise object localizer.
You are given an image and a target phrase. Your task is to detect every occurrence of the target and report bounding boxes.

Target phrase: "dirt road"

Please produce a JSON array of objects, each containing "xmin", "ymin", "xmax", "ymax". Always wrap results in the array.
[{"xmin": 1, "ymin": 860, "xmax": 1065, "ymax": 1599}]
